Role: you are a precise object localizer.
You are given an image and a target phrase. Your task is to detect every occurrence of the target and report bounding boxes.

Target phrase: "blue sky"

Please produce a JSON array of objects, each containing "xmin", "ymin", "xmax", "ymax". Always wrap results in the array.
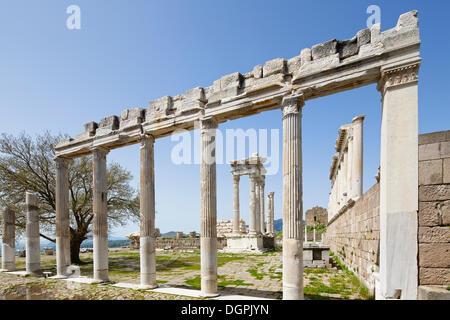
[{"xmin": 0, "ymin": 1, "xmax": 449, "ymax": 238}]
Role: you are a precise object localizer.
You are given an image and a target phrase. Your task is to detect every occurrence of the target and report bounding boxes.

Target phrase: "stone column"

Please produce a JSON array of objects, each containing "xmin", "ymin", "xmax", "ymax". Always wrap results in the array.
[
  {"xmin": 1, "ymin": 208, "xmax": 16, "ymax": 272},
  {"xmin": 92, "ymin": 146, "xmax": 110, "ymax": 282},
  {"xmin": 232, "ymin": 174, "xmax": 241, "ymax": 234},
  {"xmin": 351, "ymin": 115, "xmax": 365, "ymax": 199},
  {"xmin": 25, "ymin": 192, "xmax": 41, "ymax": 275},
  {"xmin": 139, "ymin": 135, "xmax": 157, "ymax": 289},
  {"xmin": 377, "ymin": 60, "xmax": 420, "ymax": 300},
  {"xmin": 266, "ymin": 192, "xmax": 274, "ymax": 235},
  {"xmin": 248, "ymin": 173, "xmax": 257, "ymax": 235},
  {"xmin": 259, "ymin": 176, "xmax": 265, "ymax": 233},
  {"xmin": 342, "ymin": 152, "xmax": 348, "ymax": 203},
  {"xmin": 200, "ymin": 117, "xmax": 218, "ymax": 297},
  {"xmin": 254, "ymin": 179, "xmax": 261, "ymax": 234},
  {"xmin": 55, "ymin": 157, "xmax": 72, "ymax": 278},
  {"xmin": 281, "ymin": 94, "xmax": 304, "ymax": 300}
]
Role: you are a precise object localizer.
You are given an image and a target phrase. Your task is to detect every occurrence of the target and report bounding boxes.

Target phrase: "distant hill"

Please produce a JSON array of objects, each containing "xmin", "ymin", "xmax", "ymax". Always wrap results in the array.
[{"xmin": 161, "ymin": 231, "xmax": 177, "ymax": 238}]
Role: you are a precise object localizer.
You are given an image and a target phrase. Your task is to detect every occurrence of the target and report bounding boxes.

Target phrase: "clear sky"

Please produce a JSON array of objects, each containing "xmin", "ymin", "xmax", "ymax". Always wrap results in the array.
[{"xmin": 0, "ymin": 1, "xmax": 449, "ymax": 238}]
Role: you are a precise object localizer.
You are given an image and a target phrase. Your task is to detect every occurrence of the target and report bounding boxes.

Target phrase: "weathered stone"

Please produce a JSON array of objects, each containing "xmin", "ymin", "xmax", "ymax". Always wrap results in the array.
[
  {"xmin": 25, "ymin": 192, "xmax": 41, "ymax": 275},
  {"xmin": 419, "ymin": 159, "xmax": 443, "ymax": 185},
  {"xmin": 99, "ymin": 115, "xmax": 119, "ymax": 130},
  {"xmin": 418, "ymin": 227, "xmax": 450, "ymax": 243},
  {"xmin": 444, "ymin": 158, "xmax": 450, "ymax": 184},
  {"xmin": 311, "ymin": 39, "xmax": 337, "ymax": 60},
  {"xmin": 147, "ymin": 96, "xmax": 172, "ymax": 122},
  {"xmin": 263, "ymin": 58, "xmax": 286, "ymax": 77},
  {"xmin": 419, "ymin": 243, "xmax": 450, "ymax": 268},
  {"xmin": 252, "ymin": 65, "xmax": 263, "ymax": 79},
  {"xmin": 185, "ymin": 87, "xmax": 206, "ymax": 102},
  {"xmin": 419, "ymin": 268, "xmax": 450, "ymax": 285},
  {"xmin": 419, "ymin": 130, "xmax": 450, "ymax": 145},
  {"xmin": 419, "ymin": 185, "xmax": 450, "ymax": 202},
  {"xmin": 221, "ymin": 72, "xmax": 241, "ymax": 89},
  {"xmin": 84, "ymin": 121, "xmax": 98, "ymax": 135},
  {"xmin": 419, "ymin": 143, "xmax": 441, "ymax": 161},
  {"xmin": 397, "ymin": 10, "xmax": 419, "ymax": 29},
  {"xmin": 356, "ymin": 28, "xmax": 371, "ymax": 47},
  {"xmin": 120, "ymin": 108, "xmax": 145, "ymax": 129},
  {"xmin": 441, "ymin": 141, "xmax": 450, "ymax": 158},
  {"xmin": 418, "ymin": 202, "xmax": 440, "ymax": 227},
  {"xmin": 300, "ymin": 48, "xmax": 312, "ymax": 65},
  {"xmin": 337, "ymin": 37, "xmax": 358, "ymax": 59},
  {"xmin": 418, "ymin": 285, "xmax": 450, "ymax": 300},
  {"xmin": 287, "ymin": 56, "xmax": 301, "ymax": 74}
]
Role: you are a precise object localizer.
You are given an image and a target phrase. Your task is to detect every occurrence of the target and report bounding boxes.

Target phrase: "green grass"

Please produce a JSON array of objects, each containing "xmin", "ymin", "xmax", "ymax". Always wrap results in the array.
[
  {"xmin": 247, "ymin": 268, "xmax": 266, "ymax": 280},
  {"xmin": 185, "ymin": 275, "xmax": 201, "ymax": 288}
]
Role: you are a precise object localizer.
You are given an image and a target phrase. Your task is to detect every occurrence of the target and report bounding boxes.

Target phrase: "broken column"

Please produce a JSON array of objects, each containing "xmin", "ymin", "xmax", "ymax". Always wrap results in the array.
[
  {"xmin": 92, "ymin": 146, "xmax": 110, "ymax": 282},
  {"xmin": 200, "ymin": 117, "xmax": 218, "ymax": 297},
  {"xmin": 281, "ymin": 94, "xmax": 304, "ymax": 300},
  {"xmin": 140, "ymin": 134, "xmax": 157, "ymax": 289},
  {"xmin": 351, "ymin": 115, "xmax": 365, "ymax": 198},
  {"xmin": 55, "ymin": 156, "xmax": 72, "ymax": 278},
  {"xmin": 232, "ymin": 174, "xmax": 241, "ymax": 234},
  {"xmin": 25, "ymin": 192, "xmax": 41, "ymax": 275},
  {"xmin": 377, "ymin": 60, "xmax": 420, "ymax": 300},
  {"xmin": 259, "ymin": 176, "xmax": 265, "ymax": 233},
  {"xmin": 1, "ymin": 207, "xmax": 16, "ymax": 272}
]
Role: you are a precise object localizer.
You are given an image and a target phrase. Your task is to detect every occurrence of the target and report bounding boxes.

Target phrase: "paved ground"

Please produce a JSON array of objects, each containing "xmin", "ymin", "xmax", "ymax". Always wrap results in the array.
[{"xmin": 0, "ymin": 248, "xmax": 371, "ymax": 300}]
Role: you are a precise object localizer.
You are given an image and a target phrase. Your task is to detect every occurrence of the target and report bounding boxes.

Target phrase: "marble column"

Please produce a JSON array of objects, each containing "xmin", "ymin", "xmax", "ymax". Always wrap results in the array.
[
  {"xmin": 140, "ymin": 135, "xmax": 157, "ymax": 289},
  {"xmin": 266, "ymin": 192, "xmax": 274, "ymax": 235},
  {"xmin": 25, "ymin": 192, "xmax": 41, "ymax": 275},
  {"xmin": 55, "ymin": 156, "xmax": 72, "ymax": 278},
  {"xmin": 255, "ymin": 179, "xmax": 261, "ymax": 234},
  {"xmin": 232, "ymin": 174, "xmax": 241, "ymax": 234},
  {"xmin": 281, "ymin": 93, "xmax": 304, "ymax": 300},
  {"xmin": 377, "ymin": 60, "xmax": 420, "ymax": 300},
  {"xmin": 92, "ymin": 146, "xmax": 110, "ymax": 282},
  {"xmin": 259, "ymin": 176, "xmax": 265, "ymax": 233},
  {"xmin": 351, "ymin": 115, "xmax": 365, "ymax": 199},
  {"xmin": 1, "ymin": 207, "xmax": 16, "ymax": 272},
  {"xmin": 248, "ymin": 173, "xmax": 257, "ymax": 235},
  {"xmin": 200, "ymin": 117, "xmax": 218, "ymax": 297},
  {"xmin": 342, "ymin": 152, "xmax": 348, "ymax": 203}
]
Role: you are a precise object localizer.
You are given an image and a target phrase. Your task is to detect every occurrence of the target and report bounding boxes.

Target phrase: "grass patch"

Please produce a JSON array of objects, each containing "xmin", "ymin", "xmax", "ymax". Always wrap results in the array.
[
  {"xmin": 247, "ymin": 268, "xmax": 266, "ymax": 280},
  {"xmin": 185, "ymin": 276, "xmax": 201, "ymax": 288}
]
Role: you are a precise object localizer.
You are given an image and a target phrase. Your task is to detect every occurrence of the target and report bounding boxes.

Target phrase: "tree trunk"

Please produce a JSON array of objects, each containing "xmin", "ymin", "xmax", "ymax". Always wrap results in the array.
[{"xmin": 70, "ymin": 234, "xmax": 85, "ymax": 264}]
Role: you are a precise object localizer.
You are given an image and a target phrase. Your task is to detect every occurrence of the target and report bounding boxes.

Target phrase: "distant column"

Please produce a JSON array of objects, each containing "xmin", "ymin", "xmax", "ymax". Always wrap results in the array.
[
  {"xmin": 351, "ymin": 115, "xmax": 365, "ymax": 199},
  {"xmin": 266, "ymin": 192, "xmax": 274, "ymax": 236},
  {"xmin": 248, "ymin": 173, "xmax": 257, "ymax": 235},
  {"xmin": 1, "ymin": 208, "xmax": 16, "ymax": 272},
  {"xmin": 25, "ymin": 192, "xmax": 41, "ymax": 275},
  {"xmin": 92, "ymin": 146, "xmax": 110, "ymax": 282},
  {"xmin": 140, "ymin": 134, "xmax": 157, "ymax": 289},
  {"xmin": 281, "ymin": 93, "xmax": 304, "ymax": 300},
  {"xmin": 232, "ymin": 174, "xmax": 241, "ymax": 234},
  {"xmin": 259, "ymin": 176, "xmax": 265, "ymax": 233},
  {"xmin": 255, "ymin": 179, "xmax": 261, "ymax": 234},
  {"xmin": 55, "ymin": 156, "xmax": 72, "ymax": 278},
  {"xmin": 200, "ymin": 117, "xmax": 218, "ymax": 297}
]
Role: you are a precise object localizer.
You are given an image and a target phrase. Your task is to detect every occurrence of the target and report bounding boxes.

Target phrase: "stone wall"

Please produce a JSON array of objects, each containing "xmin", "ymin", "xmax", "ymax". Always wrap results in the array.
[
  {"xmin": 324, "ymin": 183, "xmax": 380, "ymax": 295},
  {"xmin": 216, "ymin": 219, "xmax": 247, "ymax": 237},
  {"xmin": 129, "ymin": 237, "xmax": 227, "ymax": 250},
  {"xmin": 418, "ymin": 130, "xmax": 450, "ymax": 286}
]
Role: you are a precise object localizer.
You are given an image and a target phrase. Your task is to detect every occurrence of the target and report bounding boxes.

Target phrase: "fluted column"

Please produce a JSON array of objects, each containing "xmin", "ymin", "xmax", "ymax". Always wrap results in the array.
[
  {"xmin": 248, "ymin": 173, "xmax": 257, "ymax": 235},
  {"xmin": 266, "ymin": 192, "xmax": 274, "ymax": 236},
  {"xmin": 25, "ymin": 192, "xmax": 41, "ymax": 275},
  {"xmin": 1, "ymin": 207, "xmax": 16, "ymax": 272},
  {"xmin": 255, "ymin": 179, "xmax": 261, "ymax": 234},
  {"xmin": 281, "ymin": 93, "xmax": 304, "ymax": 300},
  {"xmin": 259, "ymin": 176, "xmax": 265, "ymax": 233},
  {"xmin": 92, "ymin": 146, "xmax": 110, "ymax": 282},
  {"xmin": 55, "ymin": 156, "xmax": 72, "ymax": 278},
  {"xmin": 200, "ymin": 117, "xmax": 218, "ymax": 297},
  {"xmin": 377, "ymin": 60, "xmax": 420, "ymax": 300},
  {"xmin": 232, "ymin": 174, "xmax": 241, "ymax": 234},
  {"xmin": 351, "ymin": 115, "xmax": 365, "ymax": 199},
  {"xmin": 140, "ymin": 134, "xmax": 157, "ymax": 289}
]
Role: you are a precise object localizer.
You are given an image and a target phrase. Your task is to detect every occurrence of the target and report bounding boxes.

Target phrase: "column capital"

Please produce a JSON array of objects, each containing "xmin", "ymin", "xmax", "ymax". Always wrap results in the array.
[
  {"xmin": 199, "ymin": 116, "xmax": 218, "ymax": 131},
  {"xmin": 232, "ymin": 174, "xmax": 240, "ymax": 183},
  {"xmin": 268, "ymin": 191, "xmax": 274, "ymax": 199},
  {"xmin": 90, "ymin": 145, "xmax": 110, "ymax": 156},
  {"xmin": 139, "ymin": 134, "xmax": 155, "ymax": 146},
  {"xmin": 377, "ymin": 60, "xmax": 421, "ymax": 93},
  {"xmin": 54, "ymin": 156, "xmax": 73, "ymax": 169},
  {"xmin": 281, "ymin": 93, "xmax": 305, "ymax": 119}
]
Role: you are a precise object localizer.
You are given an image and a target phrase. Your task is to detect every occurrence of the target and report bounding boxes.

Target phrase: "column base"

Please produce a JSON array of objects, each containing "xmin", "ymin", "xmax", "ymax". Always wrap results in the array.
[
  {"xmin": 139, "ymin": 283, "xmax": 158, "ymax": 290},
  {"xmin": 200, "ymin": 291, "xmax": 220, "ymax": 298}
]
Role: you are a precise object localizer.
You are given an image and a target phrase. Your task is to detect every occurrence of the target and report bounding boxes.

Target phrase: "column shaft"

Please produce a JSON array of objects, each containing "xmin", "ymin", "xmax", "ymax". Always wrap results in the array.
[
  {"xmin": 1, "ymin": 208, "xmax": 15, "ymax": 271},
  {"xmin": 281, "ymin": 94, "xmax": 304, "ymax": 300},
  {"xmin": 352, "ymin": 116, "xmax": 365, "ymax": 198},
  {"xmin": 55, "ymin": 157, "xmax": 71, "ymax": 277},
  {"xmin": 255, "ymin": 181, "xmax": 260, "ymax": 234},
  {"xmin": 25, "ymin": 193, "xmax": 41, "ymax": 275},
  {"xmin": 140, "ymin": 135, "xmax": 157, "ymax": 289},
  {"xmin": 200, "ymin": 117, "xmax": 218, "ymax": 297},
  {"xmin": 92, "ymin": 147, "xmax": 109, "ymax": 282},
  {"xmin": 232, "ymin": 175, "xmax": 240, "ymax": 234},
  {"xmin": 377, "ymin": 61, "xmax": 420, "ymax": 300},
  {"xmin": 259, "ymin": 179, "xmax": 265, "ymax": 233},
  {"xmin": 248, "ymin": 174, "xmax": 257, "ymax": 235}
]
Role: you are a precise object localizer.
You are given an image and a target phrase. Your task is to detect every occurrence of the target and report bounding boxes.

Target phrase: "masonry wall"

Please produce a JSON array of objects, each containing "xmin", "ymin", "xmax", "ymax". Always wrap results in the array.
[
  {"xmin": 418, "ymin": 130, "xmax": 450, "ymax": 286},
  {"xmin": 129, "ymin": 237, "xmax": 227, "ymax": 250},
  {"xmin": 324, "ymin": 183, "xmax": 380, "ymax": 295}
]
